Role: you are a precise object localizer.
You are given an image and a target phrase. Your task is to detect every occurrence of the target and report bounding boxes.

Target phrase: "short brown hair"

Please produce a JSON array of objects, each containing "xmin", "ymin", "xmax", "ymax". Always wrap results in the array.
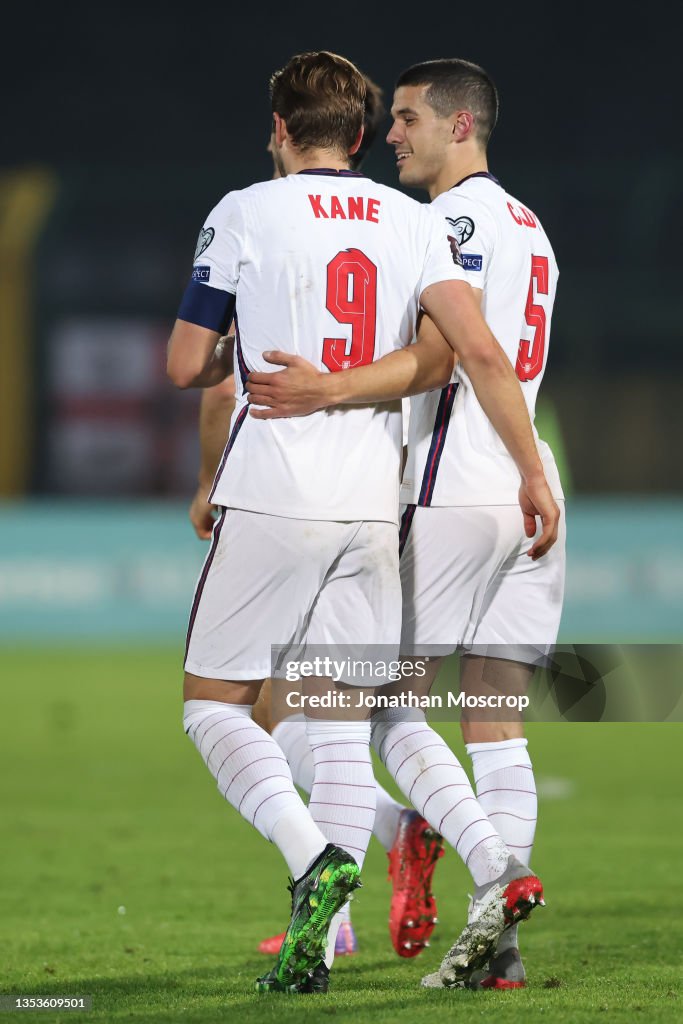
[
  {"xmin": 270, "ymin": 51, "xmax": 367, "ymax": 157},
  {"xmin": 350, "ymin": 75, "xmax": 385, "ymax": 170}
]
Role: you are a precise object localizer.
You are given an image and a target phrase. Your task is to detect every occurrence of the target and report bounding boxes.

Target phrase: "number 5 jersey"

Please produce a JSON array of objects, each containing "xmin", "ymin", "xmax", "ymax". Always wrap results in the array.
[{"xmin": 401, "ymin": 172, "xmax": 565, "ymax": 508}]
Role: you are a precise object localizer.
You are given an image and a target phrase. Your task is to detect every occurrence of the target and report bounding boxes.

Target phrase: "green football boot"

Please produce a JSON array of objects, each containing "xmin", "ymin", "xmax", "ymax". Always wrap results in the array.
[
  {"xmin": 256, "ymin": 961, "xmax": 330, "ymax": 995},
  {"xmin": 256, "ymin": 844, "xmax": 360, "ymax": 993}
]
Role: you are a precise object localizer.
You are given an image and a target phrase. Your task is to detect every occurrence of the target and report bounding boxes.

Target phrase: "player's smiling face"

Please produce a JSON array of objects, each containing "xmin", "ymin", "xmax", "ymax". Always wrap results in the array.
[{"xmin": 387, "ymin": 85, "xmax": 453, "ymax": 190}]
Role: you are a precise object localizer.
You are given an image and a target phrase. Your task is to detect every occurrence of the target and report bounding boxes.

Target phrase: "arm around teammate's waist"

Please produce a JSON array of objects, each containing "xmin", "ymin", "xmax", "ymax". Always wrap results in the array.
[{"xmin": 246, "ymin": 314, "xmax": 453, "ymax": 419}]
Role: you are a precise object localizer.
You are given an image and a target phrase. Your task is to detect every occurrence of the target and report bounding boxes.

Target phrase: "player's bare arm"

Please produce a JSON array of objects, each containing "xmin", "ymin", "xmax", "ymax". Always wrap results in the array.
[
  {"xmin": 189, "ymin": 373, "xmax": 236, "ymax": 539},
  {"xmin": 167, "ymin": 319, "xmax": 234, "ymax": 389},
  {"xmin": 246, "ymin": 313, "xmax": 454, "ymax": 417},
  {"xmin": 247, "ymin": 275, "xmax": 557, "ymax": 557},
  {"xmin": 420, "ymin": 279, "xmax": 559, "ymax": 559}
]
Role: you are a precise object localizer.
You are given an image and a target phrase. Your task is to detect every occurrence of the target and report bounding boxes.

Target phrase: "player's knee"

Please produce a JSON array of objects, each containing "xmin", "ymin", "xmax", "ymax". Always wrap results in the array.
[
  {"xmin": 182, "ymin": 671, "xmax": 263, "ymax": 706},
  {"xmin": 460, "ymin": 720, "xmax": 525, "ymax": 745}
]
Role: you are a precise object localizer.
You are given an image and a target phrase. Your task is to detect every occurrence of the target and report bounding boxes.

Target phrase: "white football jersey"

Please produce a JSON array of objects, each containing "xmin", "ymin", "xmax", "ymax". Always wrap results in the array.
[
  {"xmin": 183, "ymin": 170, "xmax": 466, "ymax": 524},
  {"xmin": 401, "ymin": 172, "xmax": 564, "ymax": 507}
]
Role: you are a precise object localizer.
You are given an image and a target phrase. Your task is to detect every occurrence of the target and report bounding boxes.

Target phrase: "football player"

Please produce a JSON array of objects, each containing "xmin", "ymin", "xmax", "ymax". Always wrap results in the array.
[
  {"xmin": 244, "ymin": 58, "xmax": 564, "ymax": 990},
  {"xmin": 189, "ymin": 75, "xmax": 447, "ymax": 963},
  {"xmin": 188, "ymin": 76, "xmax": 386, "ymax": 542}
]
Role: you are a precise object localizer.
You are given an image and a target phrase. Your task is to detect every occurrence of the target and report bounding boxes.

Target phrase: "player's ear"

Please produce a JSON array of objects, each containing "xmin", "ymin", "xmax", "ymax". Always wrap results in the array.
[
  {"xmin": 452, "ymin": 110, "xmax": 475, "ymax": 142},
  {"xmin": 273, "ymin": 112, "xmax": 287, "ymax": 146},
  {"xmin": 348, "ymin": 125, "xmax": 364, "ymax": 157}
]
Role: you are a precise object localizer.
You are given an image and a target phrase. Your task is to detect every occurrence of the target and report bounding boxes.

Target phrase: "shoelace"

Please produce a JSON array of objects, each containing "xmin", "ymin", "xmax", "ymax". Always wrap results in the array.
[{"xmin": 467, "ymin": 893, "xmax": 480, "ymax": 923}]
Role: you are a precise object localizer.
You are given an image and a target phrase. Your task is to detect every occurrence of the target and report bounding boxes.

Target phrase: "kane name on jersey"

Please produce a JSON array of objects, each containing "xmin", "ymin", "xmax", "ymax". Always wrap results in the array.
[{"xmin": 308, "ymin": 194, "xmax": 381, "ymax": 222}]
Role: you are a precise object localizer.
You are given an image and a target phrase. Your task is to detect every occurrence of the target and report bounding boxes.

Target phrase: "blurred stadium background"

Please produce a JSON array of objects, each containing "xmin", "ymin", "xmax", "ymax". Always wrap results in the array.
[{"xmin": 1, "ymin": 4, "xmax": 681, "ymax": 646}]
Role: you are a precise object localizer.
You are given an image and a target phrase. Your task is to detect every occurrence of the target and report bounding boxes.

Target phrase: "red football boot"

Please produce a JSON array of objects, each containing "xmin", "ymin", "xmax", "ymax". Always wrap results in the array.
[
  {"xmin": 257, "ymin": 932, "xmax": 286, "ymax": 955},
  {"xmin": 387, "ymin": 809, "xmax": 445, "ymax": 958},
  {"xmin": 258, "ymin": 920, "xmax": 358, "ymax": 956}
]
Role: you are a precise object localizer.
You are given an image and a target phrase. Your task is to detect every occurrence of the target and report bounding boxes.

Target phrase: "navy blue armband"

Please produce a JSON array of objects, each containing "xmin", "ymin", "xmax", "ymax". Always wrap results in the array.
[{"xmin": 177, "ymin": 279, "xmax": 236, "ymax": 334}]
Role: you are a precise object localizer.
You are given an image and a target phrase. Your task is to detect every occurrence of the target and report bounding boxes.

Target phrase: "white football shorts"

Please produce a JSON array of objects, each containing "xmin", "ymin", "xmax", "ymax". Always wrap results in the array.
[
  {"xmin": 399, "ymin": 502, "xmax": 566, "ymax": 662},
  {"xmin": 185, "ymin": 508, "xmax": 401, "ymax": 681}
]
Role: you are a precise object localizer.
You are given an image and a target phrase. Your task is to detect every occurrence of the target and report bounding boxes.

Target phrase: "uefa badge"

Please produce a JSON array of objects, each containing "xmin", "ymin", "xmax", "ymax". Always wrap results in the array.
[{"xmin": 194, "ymin": 227, "xmax": 215, "ymax": 261}]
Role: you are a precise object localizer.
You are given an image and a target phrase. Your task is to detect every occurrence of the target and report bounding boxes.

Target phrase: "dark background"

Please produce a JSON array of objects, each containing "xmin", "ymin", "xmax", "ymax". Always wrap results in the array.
[{"xmin": 2, "ymin": 1, "xmax": 682, "ymax": 495}]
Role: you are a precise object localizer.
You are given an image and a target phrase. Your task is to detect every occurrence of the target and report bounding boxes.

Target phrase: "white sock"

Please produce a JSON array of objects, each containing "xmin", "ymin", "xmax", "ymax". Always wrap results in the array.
[
  {"xmin": 337, "ymin": 902, "xmax": 350, "ymax": 924},
  {"xmin": 273, "ymin": 714, "xmax": 404, "ymax": 853},
  {"xmin": 271, "ymin": 715, "xmax": 315, "ymax": 793},
  {"xmin": 306, "ymin": 719, "xmax": 376, "ymax": 870},
  {"xmin": 467, "ymin": 739, "xmax": 537, "ymax": 865},
  {"xmin": 183, "ymin": 699, "xmax": 327, "ymax": 879},
  {"xmin": 372, "ymin": 712, "xmax": 510, "ymax": 886},
  {"xmin": 373, "ymin": 782, "xmax": 404, "ymax": 852},
  {"xmin": 272, "ymin": 714, "xmax": 356, "ymax": 939},
  {"xmin": 468, "ymin": 738, "xmax": 537, "ymax": 952}
]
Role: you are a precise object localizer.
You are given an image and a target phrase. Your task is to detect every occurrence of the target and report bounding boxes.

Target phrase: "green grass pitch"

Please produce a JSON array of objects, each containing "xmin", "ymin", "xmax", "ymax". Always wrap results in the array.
[{"xmin": 2, "ymin": 648, "xmax": 682, "ymax": 1023}]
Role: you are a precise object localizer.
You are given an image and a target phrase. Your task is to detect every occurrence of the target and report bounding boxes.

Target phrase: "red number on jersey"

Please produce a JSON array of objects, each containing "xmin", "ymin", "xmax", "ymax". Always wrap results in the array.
[
  {"xmin": 515, "ymin": 255, "xmax": 549, "ymax": 382},
  {"xmin": 322, "ymin": 248, "xmax": 377, "ymax": 372}
]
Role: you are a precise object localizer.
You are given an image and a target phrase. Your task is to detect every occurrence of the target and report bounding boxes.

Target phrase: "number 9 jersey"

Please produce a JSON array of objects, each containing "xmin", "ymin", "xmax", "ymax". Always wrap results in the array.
[
  {"xmin": 179, "ymin": 169, "xmax": 467, "ymax": 525},
  {"xmin": 401, "ymin": 172, "xmax": 565, "ymax": 508}
]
